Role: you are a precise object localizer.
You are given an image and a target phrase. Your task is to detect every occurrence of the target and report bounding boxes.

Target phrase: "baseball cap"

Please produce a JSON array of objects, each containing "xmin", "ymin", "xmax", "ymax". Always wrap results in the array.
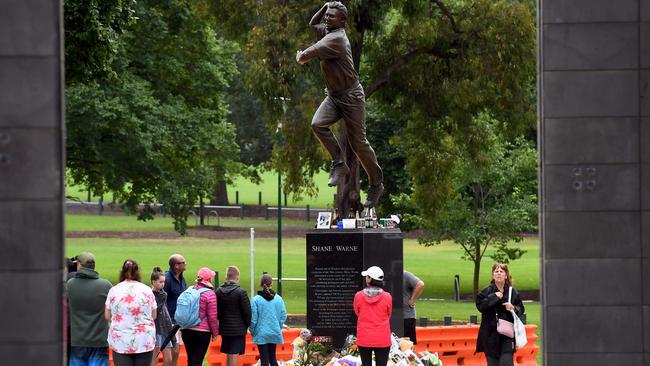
[
  {"xmin": 76, "ymin": 252, "xmax": 95, "ymax": 267},
  {"xmin": 198, "ymin": 267, "xmax": 216, "ymax": 281},
  {"xmin": 361, "ymin": 266, "xmax": 384, "ymax": 281}
]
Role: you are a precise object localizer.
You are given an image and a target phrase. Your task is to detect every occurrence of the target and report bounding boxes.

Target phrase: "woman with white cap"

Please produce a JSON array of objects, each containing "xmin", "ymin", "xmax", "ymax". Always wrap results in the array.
[
  {"xmin": 181, "ymin": 267, "xmax": 218, "ymax": 366},
  {"xmin": 353, "ymin": 266, "xmax": 392, "ymax": 366}
]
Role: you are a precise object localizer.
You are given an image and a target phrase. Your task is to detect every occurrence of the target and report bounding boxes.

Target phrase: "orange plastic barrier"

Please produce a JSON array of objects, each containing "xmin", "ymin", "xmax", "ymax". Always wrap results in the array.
[
  {"xmin": 110, "ymin": 326, "xmax": 538, "ymax": 366},
  {"xmin": 414, "ymin": 325, "xmax": 538, "ymax": 366}
]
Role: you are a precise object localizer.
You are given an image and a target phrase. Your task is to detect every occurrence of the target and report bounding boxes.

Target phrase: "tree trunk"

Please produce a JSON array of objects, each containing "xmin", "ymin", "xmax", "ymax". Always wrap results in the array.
[{"xmin": 211, "ymin": 180, "xmax": 229, "ymax": 205}]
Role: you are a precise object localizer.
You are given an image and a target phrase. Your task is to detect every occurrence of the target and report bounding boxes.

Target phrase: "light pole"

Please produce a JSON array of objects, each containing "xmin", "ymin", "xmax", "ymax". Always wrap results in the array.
[
  {"xmin": 273, "ymin": 96, "xmax": 290, "ymax": 296},
  {"xmin": 275, "ymin": 122, "xmax": 285, "ymax": 296}
]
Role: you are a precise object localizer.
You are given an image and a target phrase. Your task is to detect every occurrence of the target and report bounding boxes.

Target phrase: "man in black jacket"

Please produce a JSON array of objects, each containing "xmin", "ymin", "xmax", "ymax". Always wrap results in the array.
[{"xmin": 216, "ymin": 265, "xmax": 252, "ymax": 366}]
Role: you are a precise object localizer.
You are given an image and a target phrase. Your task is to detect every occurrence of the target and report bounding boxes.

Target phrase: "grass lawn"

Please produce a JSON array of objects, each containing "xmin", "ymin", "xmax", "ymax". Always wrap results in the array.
[
  {"xmin": 65, "ymin": 236, "xmax": 539, "ymax": 317},
  {"xmin": 65, "ymin": 214, "xmax": 314, "ymax": 232},
  {"xmin": 227, "ymin": 170, "xmax": 336, "ymax": 208},
  {"xmin": 66, "ymin": 170, "xmax": 337, "ymax": 208}
]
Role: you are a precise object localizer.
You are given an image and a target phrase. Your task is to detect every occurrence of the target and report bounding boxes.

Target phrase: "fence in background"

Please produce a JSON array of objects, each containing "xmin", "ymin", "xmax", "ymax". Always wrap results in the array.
[{"xmin": 66, "ymin": 200, "xmax": 328, "ymax": 222}]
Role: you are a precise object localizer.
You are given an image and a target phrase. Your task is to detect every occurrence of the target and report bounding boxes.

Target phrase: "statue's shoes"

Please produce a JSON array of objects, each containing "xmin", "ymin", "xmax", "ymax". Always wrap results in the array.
[
  {"xmin": 363, "ymin": 183, "xmax": 384, "ymax": 208},
  {"xmin": 327, "ymin": 162, "xmax": 350, "ymax": 187}
]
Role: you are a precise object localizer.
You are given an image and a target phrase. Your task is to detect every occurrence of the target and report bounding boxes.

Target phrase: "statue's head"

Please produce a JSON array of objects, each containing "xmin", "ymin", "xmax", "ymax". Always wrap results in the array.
[{"xmin": 325, "ymin": 1, "xmax": 348, "ymax": 30}]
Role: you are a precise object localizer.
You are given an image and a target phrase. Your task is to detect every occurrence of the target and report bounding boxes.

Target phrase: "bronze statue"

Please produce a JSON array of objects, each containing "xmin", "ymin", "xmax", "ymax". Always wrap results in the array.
[{"xmin": 296, "ymin": 1, "xmax": 384, "ymax": 208}]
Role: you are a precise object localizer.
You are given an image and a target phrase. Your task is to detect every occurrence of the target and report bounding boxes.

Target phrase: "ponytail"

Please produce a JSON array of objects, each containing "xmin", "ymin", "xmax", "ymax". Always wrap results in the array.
[
  {"xmin": 260, "ymin": 273, "xmax": 273, "ymax": 296},
  {"xmin": 151, "ymin": 266, "xmax": 164, "ymax": 282},
  {"xmin": 119, "ymin": 259, "xmax": 141, "ymax": 282}
]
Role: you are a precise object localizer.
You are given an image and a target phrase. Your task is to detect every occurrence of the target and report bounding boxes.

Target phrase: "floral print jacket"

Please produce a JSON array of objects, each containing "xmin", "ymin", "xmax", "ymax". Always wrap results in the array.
[{"xmin": 106, "ymin": 280, "xmax": 156, "ymax": 354}]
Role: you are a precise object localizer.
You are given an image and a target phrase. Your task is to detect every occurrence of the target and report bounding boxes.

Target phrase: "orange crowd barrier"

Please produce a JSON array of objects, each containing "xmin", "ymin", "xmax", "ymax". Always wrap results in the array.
[
  {"xmin": 110, "ymin": 325, "xmax": 537, "ymax": 366},
  {"xmin": 413, "ymin": 324, "xmax": 538, "ymax": 366}
]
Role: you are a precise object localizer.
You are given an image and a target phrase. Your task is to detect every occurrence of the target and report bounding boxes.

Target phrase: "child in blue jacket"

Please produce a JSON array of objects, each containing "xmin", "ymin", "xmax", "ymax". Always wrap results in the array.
[{"xmin": 250, "ymin": 273, "xmax": 287, "ymax": 366}]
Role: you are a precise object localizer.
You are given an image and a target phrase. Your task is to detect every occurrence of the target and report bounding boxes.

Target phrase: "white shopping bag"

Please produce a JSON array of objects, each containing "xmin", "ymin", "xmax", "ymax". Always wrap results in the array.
[{"xmin": 510, "ymin": 310, "xmax": 527, "ymax": 349}]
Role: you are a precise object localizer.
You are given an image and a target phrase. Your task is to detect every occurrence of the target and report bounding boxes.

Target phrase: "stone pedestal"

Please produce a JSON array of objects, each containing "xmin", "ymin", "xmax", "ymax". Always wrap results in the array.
[{"xmin": 306, "ymin": 228, "xmax": 403, "ymax": 348}]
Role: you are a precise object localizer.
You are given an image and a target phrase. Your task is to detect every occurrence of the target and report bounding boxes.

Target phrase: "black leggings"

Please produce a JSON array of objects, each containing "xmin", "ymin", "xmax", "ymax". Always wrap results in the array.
[
  {"xmin": 181, "ymin": 329, "xmax": 212, "ymax": 366},
  {"xmin": 112, "ymin": 351, "xmax": 153, "ymax": 366},
  {"xmin": 359, "ymin": 346, "xmax": 390, "ymax": 366},
  {"xmin": 487, "ymin": 353, "xmax": 514, "ymax": 366},
  {"xmin": 257, "ymin": 343, "xmax": 277, "ymax": 366},
  {"xmin": 486, "ymin": 336, "xmax": 515, "ymax": 366}
]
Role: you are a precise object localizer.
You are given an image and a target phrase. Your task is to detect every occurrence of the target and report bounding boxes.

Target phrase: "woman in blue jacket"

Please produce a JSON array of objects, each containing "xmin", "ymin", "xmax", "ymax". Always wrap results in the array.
[{"xmin": 250, "ymin": 273, "xmax": 287, "ymax": 366}]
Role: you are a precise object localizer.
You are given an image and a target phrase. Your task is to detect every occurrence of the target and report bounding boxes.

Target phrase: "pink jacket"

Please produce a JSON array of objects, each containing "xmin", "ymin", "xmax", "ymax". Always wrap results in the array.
[
  {"xmin": 190, "ymin": 282, "xmax": 218, "ymax": 337},
  {"xmin": 353, "ymin": 288, "xmax": 392, "ymax": 348}
]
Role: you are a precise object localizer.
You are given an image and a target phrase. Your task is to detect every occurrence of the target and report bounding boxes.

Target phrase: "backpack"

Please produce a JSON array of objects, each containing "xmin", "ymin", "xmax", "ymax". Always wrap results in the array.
[{"xmin": 174, "ymin": 286, "xmax": 211, "ymax": 329}]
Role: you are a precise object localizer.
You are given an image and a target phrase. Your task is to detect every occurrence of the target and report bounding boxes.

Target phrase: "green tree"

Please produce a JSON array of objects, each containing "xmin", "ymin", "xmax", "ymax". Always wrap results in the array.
[
  {"xmin": 66, "ymin": 75, "xmax": 239, "ymax": 234},
  {"xmin": 372, "ymin": 0, "xmax": 536, "ymax": 219},
  {"xmin": 122, "ymin": 0, "xmax": 238, "ymax": 110},
  {"xmin": 127, "ymin": 0, "xmax": 243, "ymax": 207},
  {"xmin": 210, "ymin": 0, "xmax": 535, "ymax": 215},
  {"xmin": 65, "ymin": 0, "xmax": 241, "ymax": 233},
  {"xmin": 416, "ymin": 112, "xmax": 537, "ymax": 299},
  {"xmin": 64, "ymin": 0, "xmax": 136, "ymax": 84}
]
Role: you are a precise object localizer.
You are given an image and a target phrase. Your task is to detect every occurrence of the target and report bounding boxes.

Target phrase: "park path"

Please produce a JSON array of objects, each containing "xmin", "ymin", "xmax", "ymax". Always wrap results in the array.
[{"xmin": 65, "ymin": 225, "xmax": 311, "ymax": 240}]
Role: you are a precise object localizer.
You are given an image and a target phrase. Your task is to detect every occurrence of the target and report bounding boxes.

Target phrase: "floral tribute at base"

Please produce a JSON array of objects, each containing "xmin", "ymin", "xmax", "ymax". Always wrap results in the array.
[{"xmin": 281, "ymin": 330, "xmax": 442, "ymax": 366}]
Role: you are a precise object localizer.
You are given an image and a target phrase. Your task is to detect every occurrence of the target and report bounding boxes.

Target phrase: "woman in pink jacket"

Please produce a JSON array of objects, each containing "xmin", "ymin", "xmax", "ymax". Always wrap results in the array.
[
  {"xmin": 353, "ymin": 266, "xmax": 392, "ymax": 366},
  {"xmin": 181, "ymin": 267, "xmax": 219, "ymax": 366}
]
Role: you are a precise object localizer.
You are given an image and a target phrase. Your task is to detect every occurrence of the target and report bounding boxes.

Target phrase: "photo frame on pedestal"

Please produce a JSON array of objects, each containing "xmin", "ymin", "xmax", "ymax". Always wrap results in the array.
[{"xmin": 316, "ymin": 212, "xmax": 332, "ymax": 229}]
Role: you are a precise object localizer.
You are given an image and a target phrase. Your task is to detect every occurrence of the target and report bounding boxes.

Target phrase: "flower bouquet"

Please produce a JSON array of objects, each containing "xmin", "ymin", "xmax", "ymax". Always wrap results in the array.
[
  {"xmin": 387, "ymin": 334, "xmax": 442, "ymax": 366},
  {"xmin": 289, "ymin": 329, "xmax": 336, "ymax": 366},
  {"xmin": 340, "ymin": 335, "xmax": 359, "ymax": 357}
]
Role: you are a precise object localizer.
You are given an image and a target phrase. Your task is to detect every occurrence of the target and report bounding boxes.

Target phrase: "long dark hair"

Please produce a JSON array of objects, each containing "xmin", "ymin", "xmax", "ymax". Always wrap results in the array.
[
  {"xmin": 369, "ymin": 278, "xmax": 384, "ymax": 288},
  {"xmin": 151, "ymin": 266, "xmax": 164, "ymax": 282},
  {"xmin": 66, "ymin": 257, "xmax": 77, "ymax": 274},
  {"xmin": 119, "ymin": 259, "xmax": 141, "ymax": 282},
  {"xmin": 260, "ymin": 273, "xmax": 273, "ymax": 296},
  {"xmin": 489, "ymin": 263, "xmax": 512, "ymax": 287}
]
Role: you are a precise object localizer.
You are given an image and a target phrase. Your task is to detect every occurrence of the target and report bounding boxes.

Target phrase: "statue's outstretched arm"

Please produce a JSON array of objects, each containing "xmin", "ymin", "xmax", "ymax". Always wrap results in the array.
[{"xmin": 297, "ymin": 3, "xmax": 329, "ymax": 65}]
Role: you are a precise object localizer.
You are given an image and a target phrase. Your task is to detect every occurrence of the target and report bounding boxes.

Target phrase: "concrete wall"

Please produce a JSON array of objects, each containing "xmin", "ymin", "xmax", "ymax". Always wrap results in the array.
[
  {"xmin": 0, "ymin": 0, "xmax": 64, "ymax": 364},
  {"xmin": 540, "ymin": 0, "xmax": 649, "ymax": 364}
]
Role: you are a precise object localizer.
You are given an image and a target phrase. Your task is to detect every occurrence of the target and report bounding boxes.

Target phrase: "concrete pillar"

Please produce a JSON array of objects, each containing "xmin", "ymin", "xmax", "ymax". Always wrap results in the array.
[
  {"xmin": 0, "ymin": 0, "xmax": 64, "ymax": 364},
  {"xmin": 540, "ymin": 0, "xmax": 649, "ymax": 364}
]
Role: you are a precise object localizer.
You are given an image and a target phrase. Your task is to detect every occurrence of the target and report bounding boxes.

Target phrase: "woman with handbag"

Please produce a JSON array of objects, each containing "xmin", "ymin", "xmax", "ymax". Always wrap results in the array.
[{"xmin": 476, "ymin": 263, "xmax": 525, "ymax": 366}]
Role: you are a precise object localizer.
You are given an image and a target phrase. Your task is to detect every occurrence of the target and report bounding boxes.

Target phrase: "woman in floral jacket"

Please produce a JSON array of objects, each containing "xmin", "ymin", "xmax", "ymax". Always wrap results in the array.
[{"xmin": 105, "ymin": 259, "xmax": 157, "ymax": 366}]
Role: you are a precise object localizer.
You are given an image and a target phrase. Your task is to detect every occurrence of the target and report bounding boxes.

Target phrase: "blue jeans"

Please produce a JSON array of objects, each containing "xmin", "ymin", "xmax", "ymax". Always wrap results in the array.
[{"xmin": 69, "ymin": 346, "xmax": 109, "ymax": 366}]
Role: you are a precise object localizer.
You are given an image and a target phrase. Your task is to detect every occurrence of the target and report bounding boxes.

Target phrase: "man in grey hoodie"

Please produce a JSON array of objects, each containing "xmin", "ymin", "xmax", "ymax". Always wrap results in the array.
[{"xmin": 66, "ymin": 252, "xmax": 112, "ymax": 366}]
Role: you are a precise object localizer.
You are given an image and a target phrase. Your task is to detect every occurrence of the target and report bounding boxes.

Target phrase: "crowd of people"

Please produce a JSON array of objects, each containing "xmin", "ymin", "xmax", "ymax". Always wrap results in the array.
[
  {"xmin": 65, "ymin": 251, "xmax": 523, "ymax": 366},
  {"xmin": 65, "ymin": 253, "xmax": 287, "ymax": 366}
]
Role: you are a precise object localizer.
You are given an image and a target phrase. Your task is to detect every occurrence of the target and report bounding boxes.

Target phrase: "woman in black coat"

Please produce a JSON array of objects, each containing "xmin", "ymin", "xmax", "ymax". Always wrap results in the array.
[{"xmin": 476, "ymin": 263, "xmax": 525, "ymax": 366}]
